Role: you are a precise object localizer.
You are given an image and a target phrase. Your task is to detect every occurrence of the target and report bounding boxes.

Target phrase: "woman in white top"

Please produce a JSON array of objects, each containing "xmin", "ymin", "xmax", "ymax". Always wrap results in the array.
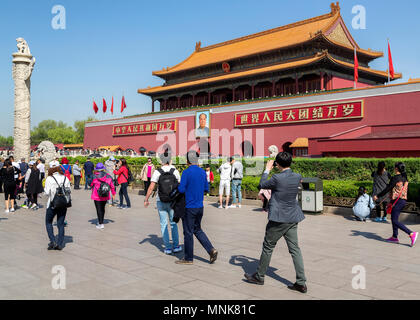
[
  {"xmin": 353, "ymin": 186, "xmax": 375, "ymax": 222},
  {"xmin": 44, "ymin": 160, "xmax": 71, "ymax": 250}
]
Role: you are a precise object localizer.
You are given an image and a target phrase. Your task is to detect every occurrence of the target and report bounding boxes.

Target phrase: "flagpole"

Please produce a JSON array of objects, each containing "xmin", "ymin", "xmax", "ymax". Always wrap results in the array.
[
  {"xmin": 354, "ymin": 46, "xmax": 356, "ymax": 89},
  {"xmin": 387, "ymin": 38, "xmax": 390, "ymax": 85}
]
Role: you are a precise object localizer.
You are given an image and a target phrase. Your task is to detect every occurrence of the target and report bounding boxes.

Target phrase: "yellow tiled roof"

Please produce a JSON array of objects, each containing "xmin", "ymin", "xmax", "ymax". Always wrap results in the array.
[
  {"xmin": 152, "ymin": 2, "xmax": 381, "ymax": 76},
  {"xmin": 138, "ymin": 52, "xmax": 397, "ymax": 95},
  {"xmin": 140, "ymin": 55, "xmax": 323, "ymax": 95},
  {"xmin": 290, "ymin": 138, "xmax": 309, "ymax": 148}
]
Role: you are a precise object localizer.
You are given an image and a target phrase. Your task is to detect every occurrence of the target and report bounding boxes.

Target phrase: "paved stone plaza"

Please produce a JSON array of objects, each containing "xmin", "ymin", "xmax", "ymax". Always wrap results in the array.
[{"xmin": 0, "ymin": 189, "xmax": 419, "ymax": 300}]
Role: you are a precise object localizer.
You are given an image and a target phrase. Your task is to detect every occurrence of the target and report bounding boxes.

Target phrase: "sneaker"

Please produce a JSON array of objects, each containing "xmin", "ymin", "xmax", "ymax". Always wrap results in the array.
[
  {"xmin": 30, "ymin": 203, "xmax": 37, "ymax": 209},
  {"xmin": 238, "ymin": 204, "xmax": 242, "ymax": 209},
  {"xmin": 386, "ymin": 237, "xmax": 399, "ymax": 244},
  {"xmin": 410, "ymin": 232, "xmax": 418, "ymax": 247},
  {"xmin": 382, "ymin": 217, "xmax": 388, "ymax": 222},
  {"xmin": 164, "ymin": 249, "xmax": 172, "ymax": 255},
  {"xmin": 32, "ymin": 205, "xmax": 39, "ymax": 211},
  {"xmin": 96, "ymin": 224, "xmax": 102, "ymax": 229},
  {"xmin": 21, "ymin": 204, "xmax": 28, "ymax": 209},
  {"xmin": 100, "ymin": 224, "xmax": 105, "ymax": 229},
  {"xmin": 218, "ymin": 205, "xmax": 223, "ymax": 209},
  {"xmin": 228, "ymin": 205, "xmax": 237, "ymax": 209},
  {"xmin": 173, "ymin": 246, "xmax": 182, "ymax": 253},
  {"xmin": 5, "ymin": 209, "xmax": 9, "ymax": 213},
  {"xmin": 175, "ymin": 259, "xmax": 193, "ymax": 265},
  {"xmin": 10, "ymin": 208, "xmax": 15, "ymax": 213},
  {"xmin": 374, "ymin": 217, "xmax": 382, "ymax": 222}
]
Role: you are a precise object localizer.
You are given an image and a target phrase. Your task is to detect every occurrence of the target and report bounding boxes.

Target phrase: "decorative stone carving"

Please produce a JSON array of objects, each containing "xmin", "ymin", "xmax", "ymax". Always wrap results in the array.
[
  {"xmin": 268, "ymin": 145, "xmax": 279, "ymax": 157},
  {"xmin": 37, "ymin": 141, "xmax": 57, "ymax": 165},
  {"xmin": 12, "ymin": 38, "xmax": 35, "ymax": 161},
  {"xmin": 195, "ymin": 41, "xmax": 201, "ymax": 52}
]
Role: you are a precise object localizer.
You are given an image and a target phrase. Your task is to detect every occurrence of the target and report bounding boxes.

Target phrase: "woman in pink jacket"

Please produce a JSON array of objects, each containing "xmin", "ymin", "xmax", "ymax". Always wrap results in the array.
[{"xmin": 91, "ymin": 163, "xmax": 116, "ymax": 230}]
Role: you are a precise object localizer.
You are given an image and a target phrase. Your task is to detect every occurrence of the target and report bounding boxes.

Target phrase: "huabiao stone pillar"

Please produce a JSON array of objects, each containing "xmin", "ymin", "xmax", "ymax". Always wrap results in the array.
[{"xmin": 12, "ymin": 38, "xmax": 35, "ymax": 161}]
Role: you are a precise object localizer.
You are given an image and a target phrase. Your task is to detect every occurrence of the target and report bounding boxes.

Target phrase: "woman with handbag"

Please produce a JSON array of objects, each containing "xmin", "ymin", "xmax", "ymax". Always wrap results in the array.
[
  {"xmin": 373, "ymin": 162, "xmax": 418, "ymax": 247},
  {"xmin": 44, "ymin": 161, "xmax": 71, "ymax": 251}
]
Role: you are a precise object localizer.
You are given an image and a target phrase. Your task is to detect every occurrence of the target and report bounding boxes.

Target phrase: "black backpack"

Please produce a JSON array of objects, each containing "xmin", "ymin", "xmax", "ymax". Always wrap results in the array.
[
  {"xmin": 122, "ymin": 167, "xmax": 134, "ymax": 185},
  {"xmin": 157, "ymin": 168, "xmax": 178, "ymax": 202},
  {"xmin": 51, "ymin": 176, "xmax": 72, "ymax": 209},
  {"xmin": 97, "ymin": 180, "xmax": 111, "ymax": 197}
]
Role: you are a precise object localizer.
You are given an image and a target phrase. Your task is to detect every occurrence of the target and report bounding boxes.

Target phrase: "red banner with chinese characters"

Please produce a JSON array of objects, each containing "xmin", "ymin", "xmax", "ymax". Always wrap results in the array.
[
  {"xmin": 234, "ymin": 101, "xmax": 363, "ymax": 127},
  {"xmin": 113, "ymin": 120, "xmax": 177, "ymax": 136}
]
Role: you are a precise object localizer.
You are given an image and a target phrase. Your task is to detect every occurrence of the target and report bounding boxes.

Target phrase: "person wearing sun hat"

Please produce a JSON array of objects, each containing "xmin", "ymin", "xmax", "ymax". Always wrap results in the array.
[{"xmin": 91, "ymin": 162, "xmax": 116, "ymax": 230}]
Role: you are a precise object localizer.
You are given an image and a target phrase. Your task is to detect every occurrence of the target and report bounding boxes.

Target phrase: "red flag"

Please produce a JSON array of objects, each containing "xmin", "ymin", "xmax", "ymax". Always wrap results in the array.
[
  {"xmin": 121, "ymin": 96, "xmax": 127, "ymax": 113},
  {"xmin": 111, "ymin": 96, "xmax": 114, "ymax": 114},
  {"xmin": 388, "ymin": 41, "xmax": 395, "ymax": 79},
  {"xmin": 93, "ymin": 100, "xmax": 98, "ymax": 114},
  {"xmin": 354, "ymin": 47, "xmax": 359, "ymax": 85},
  {"xmin": 102, "ymin": 98, "xmax": 107, "ymax": 113}
]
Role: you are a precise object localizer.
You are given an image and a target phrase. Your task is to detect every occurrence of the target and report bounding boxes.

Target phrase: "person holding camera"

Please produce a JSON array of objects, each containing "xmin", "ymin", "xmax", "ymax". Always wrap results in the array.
[
  {"xmin": 244, "ymin": 152, "xmax": 307, "ymax": 293},
  {"xmin": 113, "ymin": 158, "xmax": 131, "ymax": 209}
]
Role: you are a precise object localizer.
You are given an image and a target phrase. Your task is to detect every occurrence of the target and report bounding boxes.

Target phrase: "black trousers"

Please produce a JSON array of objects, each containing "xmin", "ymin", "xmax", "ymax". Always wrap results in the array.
[
  {"xmin": 374, "ymin": 201, "xmax": 388, "ymax": 218},
  {"xmin": 74, "ymin": 175, "xmax": 81, "ymax": 189},
  {"xmin": 144, "ymin": 178, "xmax": 151, "ymax": 194},
  {"xmin": 94, "ymin": 200, "xmax": 107, "ymax": 224},
  {"xmin": 29, "ymin": 193, "xmax": 38, "ymax": 205},
  {"xmin": 0, "ymin": 179, "xmax": 3, "ymax": 193}
]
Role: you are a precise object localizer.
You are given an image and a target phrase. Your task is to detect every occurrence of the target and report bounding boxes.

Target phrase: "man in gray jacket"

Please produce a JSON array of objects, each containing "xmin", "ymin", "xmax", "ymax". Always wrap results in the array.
[{"xmin": 244, "ymin": 152, "xmax": 307, "ymax": 293}]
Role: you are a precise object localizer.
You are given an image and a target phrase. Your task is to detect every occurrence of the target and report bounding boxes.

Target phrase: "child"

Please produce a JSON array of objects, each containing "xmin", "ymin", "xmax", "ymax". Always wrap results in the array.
[
  {"xmin": 205, "ymin": 165, "xmax": 214, "ymax": 196},
  {"xmin": 353, "ymin": 186, "xmax": 375, "ymax": 221}
]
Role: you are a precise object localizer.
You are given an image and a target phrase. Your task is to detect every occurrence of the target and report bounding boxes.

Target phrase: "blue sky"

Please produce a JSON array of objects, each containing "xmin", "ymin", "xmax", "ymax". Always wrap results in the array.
[{"xmin": 0, "ymin": 0, "xmax": 419, "ymax": 136}]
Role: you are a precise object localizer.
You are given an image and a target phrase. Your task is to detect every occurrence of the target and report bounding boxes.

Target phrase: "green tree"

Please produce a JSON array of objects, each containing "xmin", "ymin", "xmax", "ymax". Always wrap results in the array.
[
  {"xmin": 47, "ymin": 127, "xmax": 78, "ymax": 144},
  {"xmin": 0, "ymin": 136, "xmax": 13, "ymax": 148},
  {"xmin": 74, "ymin": 117, "xmax": 95, "ymax": 143},
  {"xmin": 31, "ymin": 120, "xmax": 68, "ymax": 145}
]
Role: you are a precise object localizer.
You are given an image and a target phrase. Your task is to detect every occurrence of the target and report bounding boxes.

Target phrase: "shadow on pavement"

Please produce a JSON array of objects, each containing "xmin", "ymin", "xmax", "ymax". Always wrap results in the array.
[
  {"xmin": 88, "ymin": 218, "xmax": 115, "ymax": 225},
  {"xmin": 139, "ymin": 234, "xmax": 164, "ymax": 252},
  {"xmin": 63, "ymin": 235, "xmax": 74, "ymax": 245},
  {"xmin": 229, "ymin": 255, "xmax": 293, "ymax": 286},
  {"xmin": 350, "ymin": 230, "xmax": 411, "ymax": 247}
]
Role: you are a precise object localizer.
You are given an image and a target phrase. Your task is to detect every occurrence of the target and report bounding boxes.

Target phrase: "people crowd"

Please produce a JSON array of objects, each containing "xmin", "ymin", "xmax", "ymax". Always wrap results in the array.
[{"xmin": 0, "ymin": 151, "xmax": 419, "ymax": 296}]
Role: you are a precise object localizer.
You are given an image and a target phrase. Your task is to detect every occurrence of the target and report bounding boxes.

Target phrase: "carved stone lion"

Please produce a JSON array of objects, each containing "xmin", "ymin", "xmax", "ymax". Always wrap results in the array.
[
  {"xmin": 16, "ymin": 38, "xmax": 31, "ymax": 55},
  {"xmin": 37, "ymin": 141, "xmax": 56, "ymax": 164},
  {"xmin": 268, "ymin": 145, "xmax": 279, "ymax": 158}
]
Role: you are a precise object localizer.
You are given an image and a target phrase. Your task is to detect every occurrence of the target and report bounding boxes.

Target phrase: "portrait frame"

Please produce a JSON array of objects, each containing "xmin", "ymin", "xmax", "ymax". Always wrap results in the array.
[{"xmin": 195, "ymin": 110, "xmax": 211, "ymax": 138}]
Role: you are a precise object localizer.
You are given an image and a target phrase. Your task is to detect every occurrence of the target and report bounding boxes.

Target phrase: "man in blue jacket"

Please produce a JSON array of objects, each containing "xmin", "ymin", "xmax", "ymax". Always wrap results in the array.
[
  {"xmin": 244, "ymin": 152, "xmax": 307, "ymax": 293},
  {"xmin": 175, "ymin": 151, "xmax": 218, "ymax": 265},
  {"xmin": 83, "ymin": 158, "xmax": 95, "ymax": 190}
]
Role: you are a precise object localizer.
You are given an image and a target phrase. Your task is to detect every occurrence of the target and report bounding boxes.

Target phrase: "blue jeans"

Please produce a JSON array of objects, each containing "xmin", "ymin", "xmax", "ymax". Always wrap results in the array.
[
  {"xmin": 181, "ymin": 207, "xmax": 214, "ymax": 261},
  {"xmin": 231, "ymin": 179, "xmax": 242, "ymax": 204},
  {"xmin": 391, "ymin": 199, "xmax": 412, "ymax": 238},
  {"xmin": 157, "ymin": 201, "xmax": 179, "ymax": 250},
  {"xmin": 45, "ymin": 206, "xmax": 67, "ymax": 247},
  {"xmin": 119, "ymin": 182, "xmax": 131, "ymax": 207},
  {"xmin": 85, "ymin": 174, "xmax": 93, "ymax": 189}
]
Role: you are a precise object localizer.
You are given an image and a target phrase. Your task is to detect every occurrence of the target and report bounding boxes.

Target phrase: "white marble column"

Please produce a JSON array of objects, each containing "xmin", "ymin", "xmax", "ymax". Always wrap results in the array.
[{"xmin": 12, "ymin": 38, "xmax": 35, "ymax": 161}]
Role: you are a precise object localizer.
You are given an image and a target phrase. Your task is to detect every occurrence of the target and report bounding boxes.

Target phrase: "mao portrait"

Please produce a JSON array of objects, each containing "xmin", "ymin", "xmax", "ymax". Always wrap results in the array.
[{"xmin": 195, "ymin": 111, "xmax": 210, "ymax": 138}]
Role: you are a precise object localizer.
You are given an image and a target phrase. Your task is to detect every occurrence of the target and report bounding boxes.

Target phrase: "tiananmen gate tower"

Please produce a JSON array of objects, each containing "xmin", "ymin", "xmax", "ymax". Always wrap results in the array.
[{"xmin": 85, "ymin": 2, "xmax": 420, "ymax": 158}]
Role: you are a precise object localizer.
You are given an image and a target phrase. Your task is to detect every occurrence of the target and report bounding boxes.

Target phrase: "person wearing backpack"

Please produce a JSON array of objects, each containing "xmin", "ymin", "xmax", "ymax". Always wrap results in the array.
[
  {"xmin": 352, "ymin": 186, "xmax": 375, "ymax": 222},
  {"xmin": 113, "ymin": 158, "xmax": 131, "ymax": 209},
  {"xmin": 44, "ymin": 161, "xmax": 71, "ymax": 250},
  {"xmin": 60, "ymin": 157, "xmax": 72, "ymax": 183},
  {"xmin": 144, "ymin": 154, "xmax": 182, "ymax": 254},
  {"xmin": 91, "ymin": 163, "xmax": 116, "ymax": 230}
]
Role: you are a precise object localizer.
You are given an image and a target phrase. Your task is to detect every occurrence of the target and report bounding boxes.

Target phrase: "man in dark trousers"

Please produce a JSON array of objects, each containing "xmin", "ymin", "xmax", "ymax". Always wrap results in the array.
[
  {"xmin": 175, "ymin": 151, "xmax": 218, "ymax": 265},
  {"xmin": 244, "ymin": 152, "xmax": 307, "ymax": 293},
  {"xmin": 83, "ymin": 157, "xmax": 95, "ymax": 190}
]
